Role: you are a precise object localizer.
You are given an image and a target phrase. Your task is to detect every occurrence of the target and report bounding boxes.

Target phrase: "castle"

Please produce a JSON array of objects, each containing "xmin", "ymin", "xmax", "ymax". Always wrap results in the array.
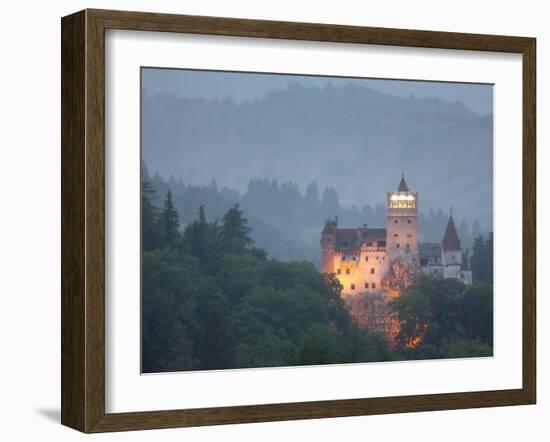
[{"xmin": 321, "ymin": 174, "xmax": 472, "ymax": 302}]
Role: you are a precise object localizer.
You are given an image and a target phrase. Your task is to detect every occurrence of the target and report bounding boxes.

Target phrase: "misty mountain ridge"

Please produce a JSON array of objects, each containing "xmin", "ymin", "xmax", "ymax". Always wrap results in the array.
[{"xmin": 142, "ymin": 81, "xmax": 493, "ymax": 229}]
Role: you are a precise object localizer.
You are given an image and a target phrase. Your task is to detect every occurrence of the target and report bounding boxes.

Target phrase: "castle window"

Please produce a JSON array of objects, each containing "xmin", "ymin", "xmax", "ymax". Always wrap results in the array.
[
  {"xmin": 407, "ymin": 234, "xmax": 412, "ymax": 238},
  {"xmin": 352, "ymin": 256, "xmax": 356, "ymax": 261},
  {"xmin": 346, "ymin": 268, "xmax": 350, "ymax": 275},
  {"xmin": 406, "ymin": 243, "xmax": 410, "ymax": 248},
  {"xmin": 394, "ymin": 219, "xmax": 398, "ymax": 224},
  {"xmin": 364, "ymin": 283, "xmax": 369, "ymax": 289},
  {"xmin": 383, "ymin": 256, "xmax": 385, "ymax": 260},
  {"xmin": 370, "ymin": 268, "xmax": 375, "ymax": 274},
  {"xmin": 365, "ymin": 256, "xmax": 368, "ymax": 262},
  {"xmin": 376, "ymin": 256, "xmax": 379, "ymax": 260},
  {"xmin": 407, "ymin": 219, "xmax": 412, "ymax": 224},
  {"xmin": 350, "ymin": 284, "xmax": 355, "ymax": 290},
  {"xmin": 337, "ymin": 268, "xmax": 341, "ymax": 274},
  {"xmin": 396, "ymin": 243, "xmax": 400, "ymax": 248},
  {"xmin": 394, "ymin": 233, "xmax": 399, "ymax": 237},
  {"xmin": 372, "ymin": 283, "xmax": 376, "ymax": 289}
]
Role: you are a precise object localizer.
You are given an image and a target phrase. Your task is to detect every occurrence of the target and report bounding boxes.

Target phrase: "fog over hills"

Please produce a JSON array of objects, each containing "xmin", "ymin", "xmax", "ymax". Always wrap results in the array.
[{"xmin": 142, "ymin": 80, "xmax": 493, "ymax": 230}]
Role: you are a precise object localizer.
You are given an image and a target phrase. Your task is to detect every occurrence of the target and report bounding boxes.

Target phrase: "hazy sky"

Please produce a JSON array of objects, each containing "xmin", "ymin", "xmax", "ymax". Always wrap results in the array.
[
  {"xmin": 141, "ymin": 68, "xmax": 493, "ymax": 229},
  {"xmin": 142, "ymin": 68, "xmax": 493, "ymax": 116}
]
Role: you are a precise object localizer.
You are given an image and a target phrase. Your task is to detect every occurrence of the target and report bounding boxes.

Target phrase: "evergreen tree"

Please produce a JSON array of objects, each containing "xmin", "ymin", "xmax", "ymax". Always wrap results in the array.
[
  {"xmin": 458, "ymin": 219, "xmax": 471, "ymax": 250},
  {"xmin": 471, "ymin": 232, "xmax": 493, "ymax": 284},
  {"xmin": 160, "ymin": 191, "xmax": 180, "ymax": 247},
  {"xmin": 141, "ymin": 178, "xmax": 160, "ymax": 251},
  {"xmin": 183, "ymin": 205, "xmax": 222, "ymax": 275},
  {"xmin": 304, "ymin": 181, "xmax": 321, "ymax": 212},
  {"xmin": 220, "ymin": 204, "xmax": 254, "ymax": 254},
  {"xmin": 471, "ymin": 219, "xmax": 482, "ymax": 240},
  {"xmin": 321, "ymin": 186, "xmax": 339, "ymax": 217}
]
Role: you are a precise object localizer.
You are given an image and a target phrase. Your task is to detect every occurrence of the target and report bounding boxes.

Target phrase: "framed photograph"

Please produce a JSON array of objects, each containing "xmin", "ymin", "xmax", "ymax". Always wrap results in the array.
[{"xmin": 61, "ymin": 9, "xmax": 536, "ymax": 433}]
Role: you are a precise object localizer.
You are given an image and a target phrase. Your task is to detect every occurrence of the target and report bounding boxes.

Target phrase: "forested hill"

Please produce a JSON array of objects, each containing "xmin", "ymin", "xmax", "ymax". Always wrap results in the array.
[
  {"xmin": 141, "ymin": 188, "xmax": 493, "ymax": 373},
  {"xmin": 141, "ymin": 189, "xmax": 392, "ymax": 372},
  {"xmin": 142, "ymin": 82, "xmax": 493, "ymax": 228},
  {"xmin": 144, "ymin": 166, "xmax": 488, "ymax": 268}
]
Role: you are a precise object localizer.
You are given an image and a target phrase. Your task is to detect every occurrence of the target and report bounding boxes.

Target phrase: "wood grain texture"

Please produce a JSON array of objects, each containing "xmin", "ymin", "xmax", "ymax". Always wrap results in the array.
[
  {"xmin": 60, "ymin": 8, "xmax": 537, "ymax": 433},
  {"xmin": 89, "ymin": 8, "xmax": 533, "ymax": 53},
  {"xmin": 84, "ymin": 9, "xmax": 107, "ymax": 433},
  {"xmin": 522, "ymin": 38, "xmax": 536, "ymax": 404},
  {"xmin": 61, "ymin": 10, "xmax": 86, "ymax": 432}
]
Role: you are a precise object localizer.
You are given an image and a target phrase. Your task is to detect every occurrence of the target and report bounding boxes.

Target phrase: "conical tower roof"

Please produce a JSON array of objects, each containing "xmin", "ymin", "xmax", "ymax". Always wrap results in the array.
[
  {"xmin": 442, "ymin": 212, "xmax": 461, "ymax": 251},
  {"xmin": 397, "ymin": 173, "xmax": 409, "ymax": 192}
]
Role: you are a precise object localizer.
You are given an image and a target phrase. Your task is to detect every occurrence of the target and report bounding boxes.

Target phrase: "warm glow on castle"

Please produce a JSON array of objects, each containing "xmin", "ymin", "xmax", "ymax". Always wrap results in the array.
[{"xmin": 320, "ymin": 174, "xmax": 472, "ymax": 336}]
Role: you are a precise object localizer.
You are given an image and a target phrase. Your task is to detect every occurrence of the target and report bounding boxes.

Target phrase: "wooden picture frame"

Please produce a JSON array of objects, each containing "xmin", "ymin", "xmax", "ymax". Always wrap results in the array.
[{"xmin": 61, "ymin": 8, "xmax": 536, "ymax": 433}]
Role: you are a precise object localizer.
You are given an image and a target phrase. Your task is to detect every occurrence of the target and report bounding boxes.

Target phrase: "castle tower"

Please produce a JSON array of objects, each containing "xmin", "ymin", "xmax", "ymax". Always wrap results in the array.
[
  {"xmin": 386, "ymin": 173, "xmax": 419, "ymax": 262},
  {"xmin": 442, "ymin": 210, "xmax": 462, "ymax": 267},
  {"xmin": 321, "ymin": 217, "xmax": 337, "ymax": 273}
]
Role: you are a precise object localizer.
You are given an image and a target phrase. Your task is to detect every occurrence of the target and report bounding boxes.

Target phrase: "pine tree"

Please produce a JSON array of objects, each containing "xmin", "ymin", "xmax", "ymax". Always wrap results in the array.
[
  {"xmin": 183, "ymin": 205, "xmax": 223, "ymax": 275},
  {"xmin": 471, "ymin": 232, "xmax": 493, "ymax": 284},
  {"xmin": 141, "ymin": 178, "xmax": 160, "ymax": 250},
  {"xmin": 458, "ymin": 219, "xmax": 471, "ymax": 250},
  {"xmin": 321, "ymin": 186, "xmax": 339, "ymax": 216},
  {"xmin": 160, "ymin": 191, "xmax": 180, "ymax": 247},
  {"xmin": 471, "ymin": 219, "xmax": 482, "ymax": 240},
  {"xmin": 186, "ymin": 205, "xmax": 208, "ymax": 259},
  {"xmin": 304, "ymin": 181, "xmax": 321, "ymax": 215},
  {"xmin": 220, "ymin": 204, "xmax": 253, "ymax": 254}
]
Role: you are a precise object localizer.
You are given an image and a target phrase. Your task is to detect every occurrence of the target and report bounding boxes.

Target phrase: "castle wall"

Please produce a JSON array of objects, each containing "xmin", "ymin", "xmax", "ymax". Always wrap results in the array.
[
  {"xmin": 386, "ymin": 215, "xmax": 419, "ymax": 261},
  {"xmin": 345, "ymin": 292, "xmax": 396, "ymax": 339},
  {"xmin": 443, "ymin": 250, "xmax": 462, "ymax": 267},
  {"xmin": 333, "ymin": 244, "xmax": 388, "ymax": 298},
  {"xmin": 320, "ymin": 233, "xmax": 335, "ymax": 273},
  {"xmin": 386, "ymin": 191, "xmax": 419, "ymax": 262},
  {"xmin": 442, "ymin": 264, "xmax": 461, "ymax": 279},
  {"xmin": 418, "ymin": 265, "xmax": 444, "ymax": 278}
]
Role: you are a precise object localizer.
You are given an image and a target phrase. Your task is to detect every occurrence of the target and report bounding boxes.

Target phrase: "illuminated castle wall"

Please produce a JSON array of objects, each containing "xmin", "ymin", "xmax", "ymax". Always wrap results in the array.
[
  {"xmin": 321, "ymin": 221, "xmax": 388, "ymax": 296},
  {"xmin": 321, "ymin": 174, "xmax": 472, "ymax": 300}
]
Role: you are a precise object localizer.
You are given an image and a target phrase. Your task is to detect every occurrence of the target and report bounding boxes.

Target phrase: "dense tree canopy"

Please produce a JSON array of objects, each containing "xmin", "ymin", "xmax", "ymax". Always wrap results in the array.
[
  {"xmin": 141, "ymin": 178, "xmax": 390, "ymax": 372},
  {"xmin": 141, "ymin": 176, "xmax": 493, "ymax": 372},
  {"xmin": 390, "ymin": 276, "xmax": 493, "ymax": 360}
]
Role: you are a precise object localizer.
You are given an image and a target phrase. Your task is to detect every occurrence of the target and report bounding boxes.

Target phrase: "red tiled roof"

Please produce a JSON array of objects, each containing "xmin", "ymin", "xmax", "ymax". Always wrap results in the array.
[
  {"xmin": 442, "ymin": 215, "xmax": 461, "ymax": 251},
  {"xmin": 334, "ymin": 226, "xmax": 387, "ymax": 249},
  {"xmin": 336, "ymin": 228, "xmax": 360, "ymax": 248},
  {"xmin": 362, "ymin": 227, "xmax": 386, "ymax": 241}
]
